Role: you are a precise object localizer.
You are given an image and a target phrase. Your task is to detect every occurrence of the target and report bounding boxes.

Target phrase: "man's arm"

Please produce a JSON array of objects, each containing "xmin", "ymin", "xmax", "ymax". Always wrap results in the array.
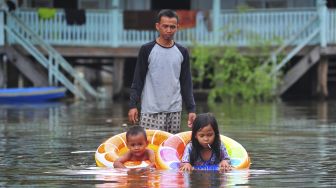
[
  {"xmin": 178, "ymin": 46, "xmax": 196, "ymax": 126},
  {"xmin": 129, "ymin": 45, "xmax": 149, "ymax": 110},
  {"xmin": 128, "ymin": 43, "xmax": 152, "ymax": 124},
  {"xmin": 179, "ymin": 46, "xmax": 196, "ymax": 113}
]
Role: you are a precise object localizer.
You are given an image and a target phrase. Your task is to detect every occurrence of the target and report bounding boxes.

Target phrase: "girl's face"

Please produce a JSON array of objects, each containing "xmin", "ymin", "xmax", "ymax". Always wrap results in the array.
[{"xmin": 195, "ymin": 124, "xmax": 215, "ymax": 148}]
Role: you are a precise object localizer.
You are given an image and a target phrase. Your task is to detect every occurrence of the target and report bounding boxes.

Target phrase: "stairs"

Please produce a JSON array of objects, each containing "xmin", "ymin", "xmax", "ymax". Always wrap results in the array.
[
  {"xmin": 327, "ymin": 62, "xmax": 336, "ymax": 82},
  {"xmin": 261, "ymin": 14, "xmax": 321, "ymax": 96},
  {"xmin": 3, "ymin": 12, "xmax": 105, "ymax": 100},
  {"xmin": 4, "ymin": 45, "xmax": 48, "ymax": 87},
  {"xmin": 278, "ymin": 46, "xmax": 320, "ymax": 95}
]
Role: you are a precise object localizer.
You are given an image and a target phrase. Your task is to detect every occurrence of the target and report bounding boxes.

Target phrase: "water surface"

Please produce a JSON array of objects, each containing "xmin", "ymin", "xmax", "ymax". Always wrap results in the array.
[{"xmin": 0, "ymin": 100, "xmax": 335, "ymax": 187}]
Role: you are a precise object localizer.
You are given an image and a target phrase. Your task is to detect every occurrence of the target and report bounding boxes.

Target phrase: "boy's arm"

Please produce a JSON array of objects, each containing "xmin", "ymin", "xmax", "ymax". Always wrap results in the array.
[
  {"xmin": 147, "ymin": 149, "xmax": 156, "ymax": 168},
  {"xmin": 113, "ymin": 152, "xmax": 131, "ymax": 168}
]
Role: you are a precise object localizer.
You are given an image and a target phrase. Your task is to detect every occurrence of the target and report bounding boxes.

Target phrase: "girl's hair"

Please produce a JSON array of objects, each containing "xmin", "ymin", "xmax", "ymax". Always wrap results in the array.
[{"xmin": 190, "ymin": 113, "xmax": 221, "ymax": 165}]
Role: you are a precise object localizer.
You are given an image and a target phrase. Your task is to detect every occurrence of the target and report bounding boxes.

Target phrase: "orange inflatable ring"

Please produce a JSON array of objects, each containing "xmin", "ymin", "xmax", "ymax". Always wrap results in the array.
[
  {"xmin": 95, "ymin": 129, "xmax": 172, "ymax": 168},
  {"xmin": 156, "ymin": 131, "xmax": 251, "ymax": 170}
]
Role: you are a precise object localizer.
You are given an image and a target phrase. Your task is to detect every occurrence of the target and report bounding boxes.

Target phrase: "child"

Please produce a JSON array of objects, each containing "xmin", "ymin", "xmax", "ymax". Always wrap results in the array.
[
  {"xmin": 180, "ymin": 113, "xmax": 231, "ymax": 172},
  {"xmin": 113, "ymin": 126, "xmax": 156, "ymax": 168}
]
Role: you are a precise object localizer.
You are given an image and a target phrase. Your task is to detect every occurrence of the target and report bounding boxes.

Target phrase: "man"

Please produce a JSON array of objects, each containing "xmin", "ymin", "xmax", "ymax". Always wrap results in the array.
[{"xmin": 128, "ymin": 9, "xmax": 196, "ymax": 134}]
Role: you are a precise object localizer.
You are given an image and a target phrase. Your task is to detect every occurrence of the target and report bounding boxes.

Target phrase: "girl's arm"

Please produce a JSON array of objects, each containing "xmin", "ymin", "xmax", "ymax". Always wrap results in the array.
[
  {"xmin": 147, "ymin": 149, "xmax": 156, "ymax": 168},
  {"xmin": 218, "ymin": 143, "xmax": 231, "ymax": 171},
  {"xmin": 180, "ymin": 143, "xmax": 193, "ymax": 171},
  {"xmin": 180, "ymin": 163, "xmax": 193, "ymax": 171},
  {"xmin": 113, "ymin": 152, "xmax": 131, "ymax": 168},
  {"xmin": 219, "ymin": 160, "xmax": 231, "ymax": 172}
]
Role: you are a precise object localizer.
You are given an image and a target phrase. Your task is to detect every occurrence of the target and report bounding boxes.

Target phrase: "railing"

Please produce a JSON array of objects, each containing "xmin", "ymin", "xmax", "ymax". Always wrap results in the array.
[
  {"xmin": 328, "ymin": 9, "xmax": 336, "ymax": 44},
  {"xmin": 218, "ymin": 9, "xmax": 318, "ymax": 46},
  {"xmin": 5, "ymin": 12, "xmax": 105, "ymax": 100},
  {"xmin": 11, "ymin": 8, "xmax": 335, "ymax": 47},
  {"xmin": 260, "ymin": 14, "xmax": 319, "ymax": 74},
  {"xmin": 14, "ymin": 9, "xmax": 116, "ymax": 46}
]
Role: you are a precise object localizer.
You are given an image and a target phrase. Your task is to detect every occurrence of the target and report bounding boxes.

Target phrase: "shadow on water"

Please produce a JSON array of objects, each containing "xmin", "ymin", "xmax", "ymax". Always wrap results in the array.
[{"xmin": 0, "ymin": 100, "xmax": 335, "ymax": 187}]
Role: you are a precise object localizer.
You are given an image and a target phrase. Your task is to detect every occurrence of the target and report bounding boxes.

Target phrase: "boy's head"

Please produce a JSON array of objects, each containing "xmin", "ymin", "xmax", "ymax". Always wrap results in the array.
[
  {"xmin": 126, "ymin": 126, "xmax": 149, "ymax": 156},
  {"xmin": 126, "ymin": 126, "xmax": 147, "ymax": 141}
]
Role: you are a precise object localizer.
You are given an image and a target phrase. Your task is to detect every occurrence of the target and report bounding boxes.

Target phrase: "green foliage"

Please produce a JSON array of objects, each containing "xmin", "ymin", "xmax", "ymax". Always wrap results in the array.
[
  {"xmin": 190, "ymin": 44, "xmax": 215, "ymax": 88},
  {"xmin": 190, "ymin": 9, "xmax": 286, "ymax": 103},
  {"xmin": 191, "ymin": 44, "xmax": 276, "ymax": 104}
]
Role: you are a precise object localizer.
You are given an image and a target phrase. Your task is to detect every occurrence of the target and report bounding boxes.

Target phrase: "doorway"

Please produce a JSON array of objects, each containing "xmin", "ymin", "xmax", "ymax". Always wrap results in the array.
[
  {"xmin": 151, "ymin": 0, "xmax": 191, "ymax": 10},
  {"xmin": 54, "ymin": 0, "xmax": 78, "ymax": 9},
  {"xmin": 327, "ymin": 0, "xmax": 336, "ymax": 8}
]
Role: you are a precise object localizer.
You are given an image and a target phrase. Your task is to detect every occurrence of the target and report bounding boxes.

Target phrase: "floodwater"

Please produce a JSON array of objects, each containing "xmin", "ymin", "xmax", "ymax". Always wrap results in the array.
[{"xmin": 0, "ymin": 100, "xmax": 335, "ymax": 187}]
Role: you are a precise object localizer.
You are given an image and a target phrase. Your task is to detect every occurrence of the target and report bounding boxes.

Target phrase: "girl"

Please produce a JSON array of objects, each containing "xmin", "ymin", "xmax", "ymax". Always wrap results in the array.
[{"xmin": 180, "ymin": 113, "xmax": 231, "ymax": 172}]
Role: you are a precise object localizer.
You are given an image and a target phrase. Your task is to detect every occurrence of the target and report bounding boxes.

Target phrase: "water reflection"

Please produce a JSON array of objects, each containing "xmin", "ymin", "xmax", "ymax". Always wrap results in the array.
[
  {"xmin": 58, "ymin": 168, "xmax": 250, "ymax": 188},
  {"xmin": 185, "ymin": 170, "xmax": 250, "ymax": 187},
  {"xmin": 0, "ymin": 100, "xmax": 335, "ymax": 187}
]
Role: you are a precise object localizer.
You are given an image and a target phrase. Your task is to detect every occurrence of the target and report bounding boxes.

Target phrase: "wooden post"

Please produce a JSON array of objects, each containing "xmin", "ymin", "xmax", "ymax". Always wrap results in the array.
[
  {"xmin": 111, "ymin": 0, "xmax": 120, "ymax": 47},
  {"xmin": 0, "ymin": 10, "xmax": 4, "ymax": 46},
  {"xmin": 316, "ymin": 57, "xmax": 328, "ymax": 98},
  {"xmin": 316, "ymin": 0, "xmax": 328, "ymax": 99},
  {"xmin": 113, "ymin": 58, "xmax": 124, "ymax": 96},
  {"xmin": 317, "ymin": 101, "xmax": 328, "ymax": 122},
  {"xmin": 317, "ymin": 0, "xmax": 327, "ymax": 48},
  {"xmin": 0, "ymin": 57, "xmax": 5, "ymax": 87},
  {"xmin": 212, "ymin": 0, "xmax": 221, "ymax": 44}
]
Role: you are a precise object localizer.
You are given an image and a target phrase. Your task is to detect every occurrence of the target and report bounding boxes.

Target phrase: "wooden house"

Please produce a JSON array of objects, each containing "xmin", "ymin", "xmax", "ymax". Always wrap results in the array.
[{"xmin": 0, "ymin": 0, "xmax": 335, "ymax": 100}]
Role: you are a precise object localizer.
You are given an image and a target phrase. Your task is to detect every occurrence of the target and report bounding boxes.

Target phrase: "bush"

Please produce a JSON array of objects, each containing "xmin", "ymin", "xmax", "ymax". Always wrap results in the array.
[{"xmin": 191, "ymin": 44, "xmax": 276, "ymax": 103}]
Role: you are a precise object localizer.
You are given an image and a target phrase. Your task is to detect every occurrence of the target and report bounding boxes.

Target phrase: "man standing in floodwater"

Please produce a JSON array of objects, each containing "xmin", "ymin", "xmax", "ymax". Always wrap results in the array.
[{"xmin": 128, "ymin": 9, "xmax": 196, "ymax": 134}]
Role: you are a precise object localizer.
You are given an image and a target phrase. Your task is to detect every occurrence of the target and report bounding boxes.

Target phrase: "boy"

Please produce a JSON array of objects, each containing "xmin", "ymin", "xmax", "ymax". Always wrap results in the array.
[{"xmin": 113, "ymin": 126, "xmax": 156, "ymax": 168}]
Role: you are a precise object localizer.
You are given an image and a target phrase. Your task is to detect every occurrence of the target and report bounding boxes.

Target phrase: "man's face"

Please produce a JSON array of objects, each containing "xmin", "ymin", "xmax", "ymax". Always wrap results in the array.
[{"xmin": 156, "ymin": 16, "xmax": 178, "ymax": 41}]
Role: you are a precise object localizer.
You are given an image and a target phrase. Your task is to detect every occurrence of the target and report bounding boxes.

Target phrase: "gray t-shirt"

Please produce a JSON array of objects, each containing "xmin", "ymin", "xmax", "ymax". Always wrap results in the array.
[
  {"xmin": 141, "ymin": 43, "xmax": 183, "ymax": 113},
  {"xmin": 129, "ymin": 40, "xmax": 195, "ymax": 114}
]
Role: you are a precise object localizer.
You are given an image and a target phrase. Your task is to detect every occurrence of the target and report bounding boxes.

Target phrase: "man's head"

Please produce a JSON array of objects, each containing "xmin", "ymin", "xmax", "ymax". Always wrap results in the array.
[
  {"xmin": 156, "ymin": 9, "xmax": 179, "ymax": 24},
  {"xmin": 156, "ymin": 9, "xmax": 179, "ymax": 41}
]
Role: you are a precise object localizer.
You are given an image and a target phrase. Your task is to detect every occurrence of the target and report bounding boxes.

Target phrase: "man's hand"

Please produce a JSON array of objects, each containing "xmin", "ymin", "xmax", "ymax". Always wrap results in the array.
[
  {"xmin": 128, "ymin": 108, "xmax": 139, "ymax": 124},
  {"xmin": 187, "ymin": 112, "xmax": 196, "ymax": 128}
]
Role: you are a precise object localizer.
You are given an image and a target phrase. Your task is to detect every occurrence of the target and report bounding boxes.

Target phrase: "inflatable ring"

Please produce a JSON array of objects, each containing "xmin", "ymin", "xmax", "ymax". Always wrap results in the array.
[
  {"xmin": 95, "ymin": 129, "xmax": 172, "ymax": 168},
  {"xmin": 156, "ymin": 131, "xmax": 251, "ymax": 170}
]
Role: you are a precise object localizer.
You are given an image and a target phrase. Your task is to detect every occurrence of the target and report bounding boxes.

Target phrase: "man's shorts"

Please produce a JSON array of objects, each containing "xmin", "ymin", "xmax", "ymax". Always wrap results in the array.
[{"xmin": 140, "ymin": 111, "xmax": 181, "ymax": 134}]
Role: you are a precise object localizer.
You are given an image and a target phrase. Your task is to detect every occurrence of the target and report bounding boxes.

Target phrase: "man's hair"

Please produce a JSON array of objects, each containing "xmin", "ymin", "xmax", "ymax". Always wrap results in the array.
[
  {"xmin": 126, "ymin": 126, "xmax": 147, "ymax": 141},
  {"xmin": 156, "ymin": 9, "xmax": 179, "ymax": 23}
]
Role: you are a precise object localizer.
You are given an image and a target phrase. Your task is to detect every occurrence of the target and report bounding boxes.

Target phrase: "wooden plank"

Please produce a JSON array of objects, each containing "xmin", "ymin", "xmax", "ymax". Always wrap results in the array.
[
  {"xmin": 13, "ymin": 45, "xmax": 140, "ymax": 58},
  {"xmin": 12, "ymin": 44, "xmax": 336, "ymax": 59},
  {"xmin": 279, "ymin": 46, "xmax": 320, "ymax": 95},
  {"xmin": 5, "ymin": 46, "xmax": 48, "ymax": 87}
]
